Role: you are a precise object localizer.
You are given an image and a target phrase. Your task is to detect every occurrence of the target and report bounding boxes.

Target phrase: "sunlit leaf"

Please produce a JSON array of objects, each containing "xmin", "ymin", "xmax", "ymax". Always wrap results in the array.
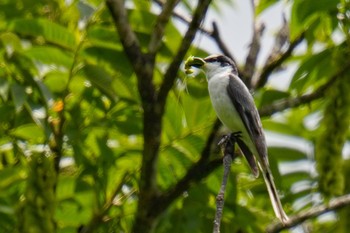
[
  {"xmin": 23, "ymin": 46, "xmax": 74, "ymax": 67},
  {"xmin": 79, "ymin": 64, "xmax": 117, "ymax": 101},
  {"xmin": 10, "ymin": 83, "xmax": 26, "ymax": 112},
  {"xmin": 10, "ymin": 123, "xmax": 45, "ymax": 143},
  {"xmin": 9, "ymin": 18, "xmax": 77, "ymax": 50}
]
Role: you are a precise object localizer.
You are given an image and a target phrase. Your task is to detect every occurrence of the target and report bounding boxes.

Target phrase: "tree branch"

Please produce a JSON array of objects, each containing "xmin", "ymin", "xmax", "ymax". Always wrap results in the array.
[
  {"xmin": 106, "ymin": 0, "xmax": 144, "ymax": 70},
  {"xmin": 262, "ymin": 14, "xmax": 289, "ymax": 71},
  {"xmin": 210, "ymin": 22, "xmax": 237, "ymax": 65},
  {"xmin": 243, "ymin": 21, "xmax": 265, "ymax": 88},
  {"xmin": 106, "ymin": 2, "xmax": 162, "ymax": 232},
  {"xmin": 148, "ymin": 0, "xmax": 180, "ymax": 55},
  {"xmin": 267, "ymin": 193, "xmax": 350, "ymax": 233},
  {"xmin": 106, "ymin": 0, "xmax": 156, "ymax": 103},
  {"xmin": 152, "ymin": 0, "xmax": 240, "ymax": 74},
  {"xmin": 213, "ymin": 135, "xmax": 235, "ymax": 233},
  {"xmin": 153, "ymin": 0, "xmax": 212, "ymax": 36},
  {"xmin": 259, "ymin": 64, "xmax": 350, "ymax": 117},
  {"xmin": 254, "ymin": 32, "xmax": 304, "ymax": 89},
  {"xmin": 157, "ymin": 0, "xmax": 213, "ymax": 105}
]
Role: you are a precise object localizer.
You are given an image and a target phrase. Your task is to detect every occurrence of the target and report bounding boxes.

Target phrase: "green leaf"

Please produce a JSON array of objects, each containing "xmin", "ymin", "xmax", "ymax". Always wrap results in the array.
[
  {"xmin": 23, "ymin": 46, "xmax": 74, "ymax": 67},
  {"xmin": 258, "ymin": 89, "xmax": 290, "ymax": 108},
  {"xmin": 10, "ymin": 83, "xmax": 26, "ymax": 112},
  {"xmin": 87, "ymin": 26, "xmax": 121, "ymax": 50},
  {"xmin": 0, "ymin": 32, "xmax": 22, "ymax": 52},
  {"xmin": 268, "ymin": 146, "xmax": 308, "ymax": 162},
  {"xmin": 290, "ymin": 0, "xmax": 339, "ymax": 39},
  {"xmin": 79, "ymin": 64, "xmax": 117, "ymax": 101},
  {"xmin": 0, "ymin": 77, "xmax": 10, "ymax": 101},
  {"xmin": 44, "ymin": 71, "xmax": 69, "ymax": 93},
  {"xmin": 256, "ymin": 0, "xmax": 280, "ymax": 15},
  {"xmin": 82, "ymin": 46, "xmax": 133, "ymax": 77},
  {"xmin": 10, "ymin": 123, "xmax": 45, "ymax": 143},
  {"xmin": 289, "ymin": 48, "xmax": 332, "ymax": 93},
  {"xmin": 9, "ymin": 18, "xmax": 77, "ymax": 50},
  {"xmin": 0, "ymin": 166, "xmax": 26, "ymax": 190}
]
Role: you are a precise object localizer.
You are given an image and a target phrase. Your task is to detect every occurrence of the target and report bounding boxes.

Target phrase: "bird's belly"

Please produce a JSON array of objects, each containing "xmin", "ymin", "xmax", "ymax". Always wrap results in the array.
[{"xmin": 208, "ymin": 78, "xmax": 246, "ymax": 133}]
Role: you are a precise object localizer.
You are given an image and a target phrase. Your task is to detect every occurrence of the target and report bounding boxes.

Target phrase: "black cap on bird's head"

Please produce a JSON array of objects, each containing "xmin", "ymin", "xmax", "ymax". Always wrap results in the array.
[{"xmin": 185, "ymin": 54, "xmax": 237, "ymax": 75}]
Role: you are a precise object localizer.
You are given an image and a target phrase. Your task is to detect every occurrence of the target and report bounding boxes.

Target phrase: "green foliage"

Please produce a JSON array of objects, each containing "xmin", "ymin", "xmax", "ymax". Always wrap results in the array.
[
  {"xmin": 18, "ymin": 153, "xmax": 57, "ymax": 233},
  {"xmin": 316, "ymin": 73, "xmax": 350, "ymax": 198},
  {"xmin": 0, "ymin": 0, "xmax": 349, "ymax": 233}
]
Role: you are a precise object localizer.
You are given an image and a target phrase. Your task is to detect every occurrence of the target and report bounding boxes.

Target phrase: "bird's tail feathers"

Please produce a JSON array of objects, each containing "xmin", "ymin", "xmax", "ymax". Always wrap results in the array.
[{"xmin": 260, "ymin": 165, "xmax": 289, "ymax": 224}]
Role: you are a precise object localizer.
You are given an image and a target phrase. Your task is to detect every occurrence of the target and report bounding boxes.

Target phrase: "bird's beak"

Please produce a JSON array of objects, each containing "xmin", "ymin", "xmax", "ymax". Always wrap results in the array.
[{"xmin": 184, "ymin": 56, "xmax": 205, "ymax": 74}]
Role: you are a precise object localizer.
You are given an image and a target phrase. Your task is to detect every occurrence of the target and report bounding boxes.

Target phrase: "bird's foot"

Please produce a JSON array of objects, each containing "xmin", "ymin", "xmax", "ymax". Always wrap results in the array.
[
  {"xmin": 218, "ymin": 131, "xmax": 242, "ymax": 146},
  {"xmin": 230, "ymin": 131, "xmax": 242, "ymax": 141},
  {"xmin": 218, "ymin": 132, "xmax": 241, "ymax": 158}
]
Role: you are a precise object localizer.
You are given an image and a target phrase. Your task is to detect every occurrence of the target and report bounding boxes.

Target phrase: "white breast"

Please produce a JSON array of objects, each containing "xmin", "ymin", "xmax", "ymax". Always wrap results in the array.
[
  {"xmin": 207, "ymin": 72, "xmax": 257, "ymax": 154},
  {"xmin": 207, "ymin": 73, "xmax": 245, "ymax": 132}
]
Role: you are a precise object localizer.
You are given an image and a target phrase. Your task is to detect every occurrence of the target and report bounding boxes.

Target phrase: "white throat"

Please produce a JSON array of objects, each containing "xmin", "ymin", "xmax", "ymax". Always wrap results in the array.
[{"xmin": 204, "ymin": 63, "xmax": 233, "ymax": 81}]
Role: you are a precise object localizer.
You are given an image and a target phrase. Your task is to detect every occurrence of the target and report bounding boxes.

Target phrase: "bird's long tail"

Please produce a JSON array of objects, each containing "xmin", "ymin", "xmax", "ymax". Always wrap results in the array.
[{"xmin": 261, "ymin": 166, "xmax": 289, "ymax": 224}]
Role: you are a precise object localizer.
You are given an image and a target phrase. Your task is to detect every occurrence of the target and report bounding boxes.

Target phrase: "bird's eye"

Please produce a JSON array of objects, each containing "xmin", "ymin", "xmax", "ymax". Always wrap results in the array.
[{"xmin": 222, "ymin": 62, "xmax": 230, "ymax": 67}]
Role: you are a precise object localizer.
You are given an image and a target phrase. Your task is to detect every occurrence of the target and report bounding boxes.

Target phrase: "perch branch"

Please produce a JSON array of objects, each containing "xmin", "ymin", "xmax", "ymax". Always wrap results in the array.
[
  {"xmin": 267, "ymin": 193, "xmax": 350, "ymax": 233},
  {"xmin": 213, "ymin": 135, "xmax": 236, "ymax": 233}
]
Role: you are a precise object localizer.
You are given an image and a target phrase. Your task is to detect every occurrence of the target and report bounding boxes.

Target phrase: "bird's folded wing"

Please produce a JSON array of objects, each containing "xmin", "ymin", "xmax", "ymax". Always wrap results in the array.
[{"xmin": 226, "ymin": 74, "xmax": 269, "ymax": 167}]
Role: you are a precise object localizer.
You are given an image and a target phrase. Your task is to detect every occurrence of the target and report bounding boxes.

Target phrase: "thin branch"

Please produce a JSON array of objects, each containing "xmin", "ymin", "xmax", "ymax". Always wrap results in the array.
[
  {"xmin": 213, "ymin": 135, "xmax": 235, "ymax": 233},
  {"xmin": 106, "ymin": 0, "xmax": 157, "ymax": 103},
  {"xmin": 148, "ymin": 0, "xmax": 180, "ymax": 55},
  {"xmin": 157, "ymin": 0, "xmax": 213, "ymax": 105},
  {"xmin": 241, "ymin": 0, "xmax": 265, "ymax": 88},
  {"xmin": 106, "ymin": 0, "xmax": 144, "ymax": 69},
  {"xmin": 259, "ymin": 64, "xmax": 350, "ymax": 117},
  {"xmin": 153, "ymin": 0, "xmax": 239, "ymax": 72},
  {"xmin": 243, "ymin": 21, "xmax": 265, "ymax": 88},
  {"xmin": 153, "ymin": 0, "xmax": 212, "ymax": 36},
  {"xmin": 267, "ymin": 193, "xmax": 350, "ymax": 233},
  {"xmin": 211, "ymin": 22, "xmax": 237, "ymax": 64},
  {"xmin": 262, "ymin": 14, "xmax": 289, "ymax": 70},
  {"xmin": 254, "ymin": 32, "xmax": 305, "ymax": 89}
]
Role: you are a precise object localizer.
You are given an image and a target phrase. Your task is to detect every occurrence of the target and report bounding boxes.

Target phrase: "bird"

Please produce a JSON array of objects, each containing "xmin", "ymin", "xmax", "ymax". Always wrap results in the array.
[{"xmin": 185, "ymin": 54, "xmax": 289, "ymax": 224}]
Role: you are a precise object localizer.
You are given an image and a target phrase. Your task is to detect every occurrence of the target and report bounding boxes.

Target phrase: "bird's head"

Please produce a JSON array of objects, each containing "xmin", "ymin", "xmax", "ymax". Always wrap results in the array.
[{"xmin": 185, "ymin": 54, "xmax": 238, "ymax": 78}]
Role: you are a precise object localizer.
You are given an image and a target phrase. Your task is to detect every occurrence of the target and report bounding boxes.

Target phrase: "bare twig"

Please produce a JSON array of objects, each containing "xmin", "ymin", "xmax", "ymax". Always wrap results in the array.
[
  {"xmin": 267, "ymin": 193, "xmax": 350, "ymax": 233},
  {"xmin": 152, "ymin": 0, "xmax": 241, "ymax": 75},
  {"xmin": 241, "ymin": 0, "xmax": 265, "ymax": 88},
  {"xmin": 211, "ymin": 22, "xmax": 237, "ymax": 64},
  {"xmin": 148, "ymin": 0, "xmax": 180, "ymax": 55},
  {"xmin": 153, "ymin": 0, "xmax": 212, "ymax": 36},
  {"xmin": 213, "ymin": 135, "xmax": 235, "ymax": 233},
  {"xmin": 262, "ymin": 14, "xmax": 289, "ymax": 69},
  {"xmin": 254, "ymin": 32, "xmax": 304, "ymax": 89},
  {"xmin": 243, "ymin": 21, "xmax": 265, "ymax": 88},
  {"xmin": 259, "ymin": 63, "xmax": 350, "ymax": 117}
]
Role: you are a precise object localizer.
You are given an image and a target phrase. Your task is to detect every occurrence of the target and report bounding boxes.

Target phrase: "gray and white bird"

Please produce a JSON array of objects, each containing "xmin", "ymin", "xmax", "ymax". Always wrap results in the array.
[{"xmin": 185, "ymin": 54, "xmax": 289, "ymax": 224}]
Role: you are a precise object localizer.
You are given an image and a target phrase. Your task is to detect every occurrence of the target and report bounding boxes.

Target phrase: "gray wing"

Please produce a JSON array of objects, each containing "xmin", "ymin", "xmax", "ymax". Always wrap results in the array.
[{"xmin": 226, "ymin": 74, "xmax": 269, "ymax": 169}]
